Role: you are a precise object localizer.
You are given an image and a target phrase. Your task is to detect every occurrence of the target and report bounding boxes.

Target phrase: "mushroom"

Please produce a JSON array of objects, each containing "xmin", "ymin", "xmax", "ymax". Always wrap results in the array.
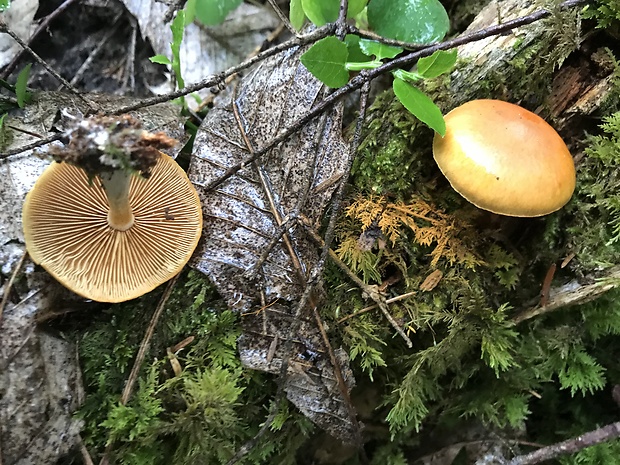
[
  {"xmin": 22, "ymin": 115, "xmax": 203, "ymax": 303},
  {"xmin": 432, "ymin": 99, "xmax": 576, "ymax": 217}
]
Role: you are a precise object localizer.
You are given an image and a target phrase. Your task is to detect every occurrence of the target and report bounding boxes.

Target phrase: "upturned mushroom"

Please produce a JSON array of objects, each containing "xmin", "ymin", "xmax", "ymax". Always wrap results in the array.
[
  {"xmin": 432, "ymin": 99, "xmax": 576, "ymax": 217},
  {"xmin": 22, "ymin": 115, "xmax": 203, "ymax": 303}
]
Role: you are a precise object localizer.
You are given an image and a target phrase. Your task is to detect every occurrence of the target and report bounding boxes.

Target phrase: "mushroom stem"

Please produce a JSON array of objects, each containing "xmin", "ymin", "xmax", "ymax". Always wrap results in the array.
[{"xmin": 101, "ymin": 171, "xmax": 135, "ymax": 231}]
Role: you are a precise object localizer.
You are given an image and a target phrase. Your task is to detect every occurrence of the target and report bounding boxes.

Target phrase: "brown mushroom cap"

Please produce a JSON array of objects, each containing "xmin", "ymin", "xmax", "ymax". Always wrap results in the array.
[
  {"xmin": 432, "ymin": 99, "xmax": 576, "ymax": 217},
  {"xmin": 22, "ymin": 154, "xmax": 203, "ymax": 302}
]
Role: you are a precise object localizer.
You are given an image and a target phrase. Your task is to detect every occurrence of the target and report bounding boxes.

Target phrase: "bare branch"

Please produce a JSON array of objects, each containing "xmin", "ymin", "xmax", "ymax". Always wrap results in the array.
[
  {"xmin": 512, "ymin": 265, "xmax": 620, "ymax": 324},
  {"xmin": 504, "ymin": 422, "xmax": 620, "ymax": 465}
]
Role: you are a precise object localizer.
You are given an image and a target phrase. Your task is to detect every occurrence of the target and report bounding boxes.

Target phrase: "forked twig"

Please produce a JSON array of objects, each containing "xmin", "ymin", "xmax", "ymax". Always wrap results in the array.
[
  {"xmin": 267, "ymin": 0, "xmax": 297, "ymax": 36},
  {"xmin": 301, "ymin": 219, "xmax": 413, "ymax": 348},
  {"xmin": 337, "ymin": 291, "xmax": 417, "ymax": 323}
]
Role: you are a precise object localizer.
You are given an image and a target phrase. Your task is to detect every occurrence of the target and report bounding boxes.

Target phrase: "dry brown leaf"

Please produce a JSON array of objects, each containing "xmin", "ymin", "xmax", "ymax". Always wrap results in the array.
[{"xmin": 189, "ymin": 46, "xmax": 360, "ymax": 441}]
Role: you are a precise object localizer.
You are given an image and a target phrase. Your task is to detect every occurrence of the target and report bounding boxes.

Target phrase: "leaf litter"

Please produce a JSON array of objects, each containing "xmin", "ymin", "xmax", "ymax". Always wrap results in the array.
[{"xmin": 189, "ymin": 45, "xmax": 362, "ymax": 442}]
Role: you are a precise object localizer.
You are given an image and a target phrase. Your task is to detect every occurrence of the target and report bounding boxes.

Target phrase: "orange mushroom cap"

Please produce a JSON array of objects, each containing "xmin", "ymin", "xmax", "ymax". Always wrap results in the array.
[
  {"xmin": 22, "ymin": 153, "xmax": 202, "ymax": 303},
  {"xmin": 432, "ymin": 99, "xmax": 576, "ymax": 217}
]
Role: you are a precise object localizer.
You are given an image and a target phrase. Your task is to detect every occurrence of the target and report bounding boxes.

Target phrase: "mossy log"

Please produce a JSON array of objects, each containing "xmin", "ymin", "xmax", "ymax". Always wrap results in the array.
[{"xmin": 353, "ymin": 0, "xmax": 619, "ymax": 317}]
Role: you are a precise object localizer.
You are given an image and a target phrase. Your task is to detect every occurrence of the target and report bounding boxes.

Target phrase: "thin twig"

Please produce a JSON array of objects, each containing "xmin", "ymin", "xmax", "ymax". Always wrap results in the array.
[
  {"xmin": 301, "ymin": 217, "xmax": 413, "ymax": 347},
  {"xmin": 347, "ymin": 25, "xmax": 426, "ymax": 50},
  {"xmin": 0, "ymin": 251, "xmax": 28, "ymax": 323},
  {"xmin": 1, "ymin": 133, "xmax": 62, "ymax": 159},
  {"xmin": 231, "ymin": 86, "xmax": 310, "ymax": 281},
  {"xmin": 337, "ymin": 291, "xmax": 417, "ymax": 323},
  {"xmin": 78, "ymin": 435, "xmax": 95, "ymax": 465},
  {"xmin": 121, "ymin": 277, "xmax": 179, "ymax": 403},
  {"xmin": 0, "ymin": 21, "xmax": 98, "ymax": 112},
  {"xmin": 109, "ymin": 25, "xmax": 335, "ymax": 115},
  {"xmin": 512, "ymin": 265, "xmax": 620, "ymax": 324},
  {"xmin": 98, "ymin": 274, "xmax": 180, "ymax": 465},
  {"xmin": 267, "ymin": 0, "xmax": 297, "ymax": 36},
  {"xmin": 197, "ymin": 24, "xmax": 286, "ymax": 111},
  {"xmin": 504, "ymin": 422, "xmax": 620, "ymax": 465},
  {"xmin": 0, "ymin": 0, "xmax": 80, "ymax": 79},
  {"xmin": 122, "ymin": 17, "xmax": 138, "ymax": 92},
  {"xmin": 414, "ymin": 438, "xmax": 545, "ymax": 464},
  {"xmin": 212, "ymin": 89, "xmax": 336, "ymax": 464}
]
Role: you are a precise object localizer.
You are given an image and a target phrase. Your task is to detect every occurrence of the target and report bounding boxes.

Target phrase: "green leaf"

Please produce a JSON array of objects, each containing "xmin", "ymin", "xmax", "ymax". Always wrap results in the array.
[
  {"xmin": 185, "ymin": 0, "xmax": 197, "ymax": 23},
  {"xmin": 344, "ymin": 34, "xmax": 369, "ymax": 63},
  {"xmin": 301, "ymin": 0, "xmax": 339, "ymax": 26},
  {"xmin": 368, "ymin": 0, "xmax": 449, "ymax": 44},
  {"xmin": 393, "ymin": 68, "xmax": 422, "ymax": 83},
  {"xmin": 300, "ymin": 36, "xmax": 349, "ymax": 88},
  {"xmin": 15, "ymin": 63, "xmax": 32, "ymax": 108},
  {"xmin": 302, "ymin": 0, "xmax": 368, "ymax": 26},
  {"xmin": 195, "ymin": 0, "xmax": 243, "ymax": 26},
  {"xmin": 393, "ymin": 77, "xmax": 445, "ymax": 135},
  {"xmin": 417, "ymin": 49, "xmax": 457, "ymax": 78},
  {"xmin": 358, "ymin": 39, "xmax": 403, "ymax": 60},
  {"xmin": 149, "ymin": 55, "xmax": 171, "ymax": 65},
  {"xmin": 348, "ymin": 0, "xmax": 368, "ymax": 17},
  {"xmin": 290, "ymin": 0, "xmax": 306, "ymax": 30},
  {"xmin": 170, "ymin": 10, "xmax": 186, "ymax": 89},
  {"xmin": 0, "ymin": 0, "xmax": 9, "ymax": 11}
]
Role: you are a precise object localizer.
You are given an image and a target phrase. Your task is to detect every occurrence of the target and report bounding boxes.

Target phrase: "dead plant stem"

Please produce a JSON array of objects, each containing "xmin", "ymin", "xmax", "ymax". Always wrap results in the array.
[{"xmin": 0, "ymin": 251, "xmax": 28, "ymax": 323}]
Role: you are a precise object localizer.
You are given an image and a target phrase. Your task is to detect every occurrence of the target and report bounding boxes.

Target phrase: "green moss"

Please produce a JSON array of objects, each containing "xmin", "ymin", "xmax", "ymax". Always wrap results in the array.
[
  {"xmin": 328, "ymin": 40, "xmax": 620, "ymax": 458},
  {"xmin": 583, "ymin": 0, "xmax": 620, "ymax": 31},
  {"xmin": 76, "ymin": 271, "xmax": 313, "ymax": 464}
]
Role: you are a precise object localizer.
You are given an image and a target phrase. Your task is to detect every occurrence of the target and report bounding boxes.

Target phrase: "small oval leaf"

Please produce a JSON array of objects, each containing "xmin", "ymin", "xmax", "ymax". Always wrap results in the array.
[
  {"xmin": 16, "ymin": 63, "xmax": 32, "ymax": 108},
  {"xmin": 300, "ymin": 37, "xmax": 350, "ymax": 88},
  {"xmin": 393, "ymin": 78, "xmax": 445, "ymax": 135},
  {"xmin": 368, "ymin": 0, "xmax": 449, "ymax": 44},
  {"xmin": 358, "ymin": 39, "xmax": 403, "ymax": 60},
  {"xmin": 417, "ymin": 50, "xmax": 457, "ymax": 79},
  {"xmin": 290, "ymin": 0, "xmax": 306, "ymax": 30},
  {"xmin": 301, "ymin": 0, "xmax": 339, "ymax": 26}
]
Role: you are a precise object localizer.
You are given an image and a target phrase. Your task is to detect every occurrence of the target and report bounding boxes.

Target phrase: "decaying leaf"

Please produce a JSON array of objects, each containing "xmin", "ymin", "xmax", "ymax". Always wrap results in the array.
[
  {"xmin": 0, "ymin": 0, "xmax": 38, "ymax": 68},
  {"xmin": 189, "ymin": 46, "xmax": 360, "ymax": 441},
  {"xmin": 122, "ymin": 0, "xmax": 279, "ymax": 95},
  {"xmin": 0, "ymin": 147, "xmax": 83, "ymax": 465}
]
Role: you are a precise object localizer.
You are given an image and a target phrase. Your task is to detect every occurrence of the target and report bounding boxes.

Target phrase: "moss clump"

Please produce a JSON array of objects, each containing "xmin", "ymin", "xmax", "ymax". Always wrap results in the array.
[
  {"xmin": 322, "ymin": 45, "xmax": 620, "ymax": 460},
  {"xmin": 76, "ymin": 270, "xmax": 313, "ymax": 465},
  {"xmin": 583, "ymin": 0, "xmax": 620, "ymax": 31}
]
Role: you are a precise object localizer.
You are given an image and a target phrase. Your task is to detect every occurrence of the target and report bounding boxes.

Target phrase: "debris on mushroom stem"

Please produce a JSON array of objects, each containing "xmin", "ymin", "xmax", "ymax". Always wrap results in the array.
[
  {"xmin": 22, "ymin": 116, "xmax": 203, "ymax": 302},
  {"xmin": 48, "ymin": 114, "xmax": 176, "ymax": 178}
]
